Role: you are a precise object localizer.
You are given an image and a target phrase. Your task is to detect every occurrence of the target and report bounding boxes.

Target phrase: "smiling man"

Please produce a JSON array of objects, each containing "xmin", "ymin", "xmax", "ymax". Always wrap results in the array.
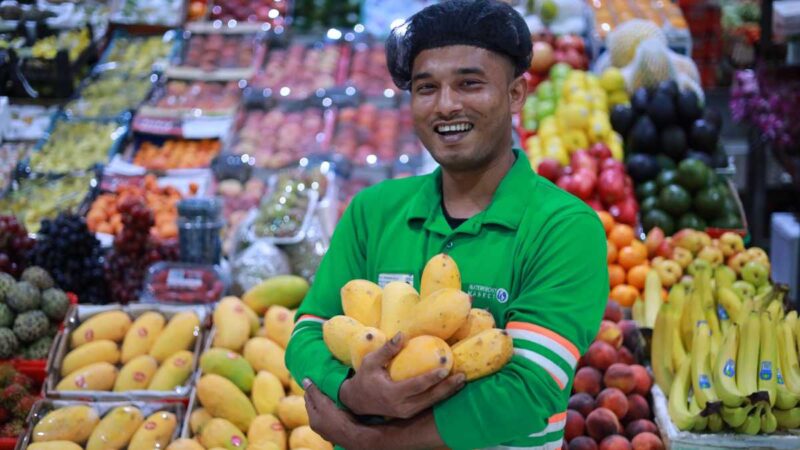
[{"xmin": 285, "ymin": 1, "xmax": 608, "ymax": 449}]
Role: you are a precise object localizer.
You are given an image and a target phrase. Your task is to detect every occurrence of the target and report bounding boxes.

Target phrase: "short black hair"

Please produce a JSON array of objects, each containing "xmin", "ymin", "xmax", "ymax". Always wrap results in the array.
[{"xmin": 386, "ymin": 0, "xmax": 532, "ymax": 91}]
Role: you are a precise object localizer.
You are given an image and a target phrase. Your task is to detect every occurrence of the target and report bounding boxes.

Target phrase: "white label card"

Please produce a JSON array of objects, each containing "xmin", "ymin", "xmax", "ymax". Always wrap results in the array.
[{"xmin": 378, "ymin": 273, "xmax": 414, "ymax": 288}]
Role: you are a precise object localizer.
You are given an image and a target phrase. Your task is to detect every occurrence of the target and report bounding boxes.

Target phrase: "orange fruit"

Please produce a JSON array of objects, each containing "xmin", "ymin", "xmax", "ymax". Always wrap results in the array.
[
  {"xmin": 629, "ymin": 240, "xmax": 648, "ymax": 261},
  {"xmin": 597, "ymin": 211, "xmax": 615, "ymax": 235},
  {"xmin": 610, "ymin": 284, "xmax": 640, "ymax": 308},
  {"xmin": 626, "ymin": 264, "xmax": 650, "ymax": 290},
  {"xmin": 609, "ymin": 224, "xmax": 635, "ymax": 249},
  {"xmin": 618, "ymin": 245, "xmax": 647, "ymax": 270},
  {"xmin": 607, "ymin": 241, "xmax": 618, "ymax": 264},
  {"xmin": 609, "ymin": 264, "xmax": 626, "ymax": 288}
]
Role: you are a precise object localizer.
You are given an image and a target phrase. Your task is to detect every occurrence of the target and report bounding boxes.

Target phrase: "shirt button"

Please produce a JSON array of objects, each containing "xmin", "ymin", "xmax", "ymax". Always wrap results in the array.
[{"xmin": 446, "ymin": 241, "xmax": 454, "ymax": 249}]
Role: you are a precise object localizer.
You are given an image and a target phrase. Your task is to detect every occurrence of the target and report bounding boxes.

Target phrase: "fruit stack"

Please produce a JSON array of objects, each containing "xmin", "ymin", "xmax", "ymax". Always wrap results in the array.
[
  {"xmin": 331, "ymin": 103, "xmax": 420, "ymax": 166},
  {"xmin": 49, "ymin": 308, "xmax": 203, "ymax": 395},
  {"xmin": 599, "ymin": 214, "xmax": 654, "ymax": 309},
  {"xmin": 0, "ymin": 215, "xmax": 34, "ymax": 277},
  {"xmin": 29, "ymin": 120, "xmax": 123, "ymax": 174},
  {"xmin": 566, "ymin": 301, "xmax": 665, "ymax": 450},
  {"xmin": 133, "ymin": 139, "xmax": 221, "ymax": 171},
  {"xmin": 0, "ymin": 364, "xmax": 41, "ymax": 441},
  {"xmin": 527, "ymin": 34, "xmax": 590, "ymax": 87},
  {"xmin": 0, "ymin": 268, "xmax": 71, "ymax": 360},
  {"xmin": 0, "ymin": 174, "xmax": 95, "ymax": 234},
  {"xmin": 251, "ymin": 43, "xmax": 344, "ymax": 100}
]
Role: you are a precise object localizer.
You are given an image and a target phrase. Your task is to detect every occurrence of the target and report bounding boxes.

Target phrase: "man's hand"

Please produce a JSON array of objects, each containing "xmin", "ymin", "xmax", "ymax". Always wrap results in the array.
[{"xmin": 338, "ymin": 333, "xmax": 466, "ymax": 419}]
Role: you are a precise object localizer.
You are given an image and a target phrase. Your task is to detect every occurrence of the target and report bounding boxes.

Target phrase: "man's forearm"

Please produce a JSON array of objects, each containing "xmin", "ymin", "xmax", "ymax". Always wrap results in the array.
[{"xmin": 372, "ymin": 410, "xmax": 446, "ymax": 450}]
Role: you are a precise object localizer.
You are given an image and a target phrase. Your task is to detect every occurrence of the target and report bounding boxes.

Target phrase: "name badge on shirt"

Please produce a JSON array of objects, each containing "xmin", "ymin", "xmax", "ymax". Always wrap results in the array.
[{"xmin": 378, "ymin": 273, "xmax": 414, "ymax": 288}]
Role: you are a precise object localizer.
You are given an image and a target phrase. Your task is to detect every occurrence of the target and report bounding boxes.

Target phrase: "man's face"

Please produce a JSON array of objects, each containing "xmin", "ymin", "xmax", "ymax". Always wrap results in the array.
[{"xmin": 410, "ymin": 45, "xmax": 526, "ymax": 172}]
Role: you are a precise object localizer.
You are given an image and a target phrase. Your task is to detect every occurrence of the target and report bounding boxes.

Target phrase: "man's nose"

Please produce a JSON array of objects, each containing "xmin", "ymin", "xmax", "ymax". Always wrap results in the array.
[{"xmin": 435, "ymin": 85, "xmax": 463, "ymax": 117}]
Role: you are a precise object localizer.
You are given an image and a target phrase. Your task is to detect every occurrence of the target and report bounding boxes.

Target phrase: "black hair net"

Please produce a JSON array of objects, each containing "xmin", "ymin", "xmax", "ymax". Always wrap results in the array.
[{"xmin": 386, "ymin": 0, "xmax": 532, "ymax": 91}]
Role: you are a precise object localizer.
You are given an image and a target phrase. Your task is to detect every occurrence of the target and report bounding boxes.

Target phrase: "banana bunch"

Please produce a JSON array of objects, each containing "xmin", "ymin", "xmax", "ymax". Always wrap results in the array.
[{"xmin": 652, "ymin": 262, "xmax": 799, "ymax": 434}]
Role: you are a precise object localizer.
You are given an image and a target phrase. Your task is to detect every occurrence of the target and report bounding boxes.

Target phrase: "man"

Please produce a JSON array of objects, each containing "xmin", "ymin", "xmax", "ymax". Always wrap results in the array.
[{"xmin": 285, "ymin": 1, "xmax": 608, "ymax": 448}]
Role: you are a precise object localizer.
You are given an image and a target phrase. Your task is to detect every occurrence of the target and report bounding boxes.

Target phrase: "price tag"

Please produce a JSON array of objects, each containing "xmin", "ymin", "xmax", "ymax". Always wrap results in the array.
[{"xmin": 166, "ymin": 269, "xmax": 204, "ymax": 290}]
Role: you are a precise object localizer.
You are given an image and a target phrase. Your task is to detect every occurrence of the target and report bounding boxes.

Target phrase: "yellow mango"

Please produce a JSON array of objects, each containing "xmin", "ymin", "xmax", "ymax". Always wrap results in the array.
[
  {"xmin": 388, "ymin": 335, "xmax": 453, "ymax": 381},
  {"xmin": 86, "ymin": 405, "xmax": 144, "ymax": 450},
  {"xmin": 149, "ymin": 350, "xmax": 195, "ymax": 391},
  {"xmin": 121, "ymin": 312, "xmax": 166, "ymax": 363},
  {"xmin": 71, "ymin": 311, "xmax": 132, "ymax": 348},
  {"xmin": 32, "ymin": 405, "xmax": 99, "ymax": 443},
  {"xmin": 289, "ymin": 426, "xmax": 332, "ymax": 450},
  {"xmin": 166, "ymin": 439, "xmax": 205, "ymax": 450},
  {"xmin": 321, "ymin": 315, "xmax": 364, "ymax": 364},
  {"xmin": 213, "ymin": 297, "xmax": 252, "ymax": 352},
  {"xmin": 128, "ymin": 411, "xmax": 177, "ymax": 450},
  {"xmin": 256, "ymin": 326, "xmax": 268, "ymax": 338},
  {"xmin": 420, "ymin": 253, "xmax": 461, "ymax": 298},
  {"xmin": 197, "ymin": 374, "xmax": 257, "ymax": 432},
  {"xmin": 379, "ymin": 282, "xmax": 419, "ymax": 338},
  {"xmin": 200, "ymin": 348, "xmax": 255, "ymax": 393},
  {"xmin": 349, "ymin": 327, "xmax": 386, "ymax": 370},
  {"xmin": 252, "ymin": 371, "xmax": 285, "ymax": 415},
  {"xmin": 276, "ymin": 395, "xmax": 309, "ymax": 429},
  {"xmin": 61, "ymin": 339, "xmax": 120, "ymax": 376},
  {"xmin": 189, "ymin": 408, "xmax": 213, "ymax": 435},
  {"xmin": 341, "ymin": 280, "xmax": 382, "ymax": 328},
  {"xmin": 199, "ymin": 418, "xmax": 248, "ymax": 449},
  {"xmin": 248, "ymin": 443, "xmax": 281, "ymax": 450},
  {"xmin": 243, "ymin": 275, "xmax": 309, "ymax": 315},
  {"xmin": 447, "ymin": 308, "xmax": 496, "ymax": 344},
  {"xmin": 452, "ymin": 328, "xmax": 513, "ymax": 381},
  {"xmin": 289, "ymin": 378, "xmax": 305, "ymax": 396},
  {"xmin": 149, "ymin": 311, "xmax": 200, "ymax": 363},
  {"xmin": 264, "ymin": 306, "xmax": 294, "ymax": 348},
  {"xmin": 243, "ymin": 337, "xmax": 290, "ymax": 386},
  {"xmin": 114, "ymin": 355, "xmax": 158, "ymax": 392},
  {"xmin": 56, "ymin": 362, "xmax": 117, "ymax": 391},
  {"xmin": 242, "ymin": 302, "xmax": 260, "ymax": 337},
  {"xmin": 28, "ymin": 442, "xmax": 83, "ymax": 450},
  {"xmin": 401, "ymin": 288, "xmax": 470, "ymax": 341},
  {"xmin": 247, "ymin": 414, "xmax": 286, "ymax": 450}
]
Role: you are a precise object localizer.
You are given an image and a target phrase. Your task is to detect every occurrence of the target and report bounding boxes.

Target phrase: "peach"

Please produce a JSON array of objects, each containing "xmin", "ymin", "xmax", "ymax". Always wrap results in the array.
[
  {"xmin": 625, "ymin": 419, "xmax": 658, "ymax": 439},
  {"xmin": 573, "ymin": 367, "xmax": 603, "ymax": 396},
  {"xmin": 617, "ymin": 346, "xmax": 636, "ymax": 365},
  {"xmin": 586, "ymin": 341, "xmax": 619, "ymax": 371},
  {"xmin": 586, "ymin": 407, "xmax": 621, "ymax": 441},
  {"xmin": 597, "ymin": 387, "xmax": 629, "ymax": 419},
  {"xmin": 597, "ymin": 320, "xmax": 623, "ymax": 349},
  {"xmin": 604, "ymin": 301, "xmax": 623, "ymax": 323},
  {"xmin": 600, "ymin": 435, "xmax": 632, "ymax": 450},
  {"xmin": 569, "ymin": 436, "xmax": 599, "ymax": 450},
  {"xmin": 630, "ymin": 365, "xmax": 652, "ymax": 396},
  {"xmin": 604, "ymin": 363, "xmax": 636, "ymax": 394},
  {"xmin": 618, "ymin": 320, "xmax": 642, "ymax": 353},
  {"xmin": 623, "ymin": 394, "xmax": 651, "ymax": 423},
  {"xmin": 568, "ymin": 392, "xmax": 596, "ymax": 417},
  {"xmin": 566, "ymin": 409, "xmax": 586, "ymax": 442},
  {"xmin": 631, "ymin": 432, "xmax": 664, "ymax": 450}
]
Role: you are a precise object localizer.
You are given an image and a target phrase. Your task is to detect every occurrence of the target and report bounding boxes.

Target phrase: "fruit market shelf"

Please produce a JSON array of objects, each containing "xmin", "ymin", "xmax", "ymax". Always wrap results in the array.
[{"xmin": 652, "ymin": 385, "xmax": 800, "ymax": 449}]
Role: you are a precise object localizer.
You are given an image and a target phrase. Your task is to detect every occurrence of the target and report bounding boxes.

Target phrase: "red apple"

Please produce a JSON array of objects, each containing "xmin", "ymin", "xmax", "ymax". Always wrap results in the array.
[
  {"xmin": 598, "ymin": 169, "xmax": 626, "ymax": 205},
  {"xmin": 537, "ymin": 159, "xmax": 563, "ymax": 182},
  {"xmin": 644, "ymin": 227, "xmax": 665, "ymax": 258},
  {"xmin": 587, "ymin": 197, "xmax": 604, "ymax": 211},
  {"xmin": 590, "ymin": 142, "xmax": 613, "ymax": 160},
  {"xmin": 571, "ymin": 169, "xmax": 597, "ymax": 200},
  {"xmin": 531, "ymin": 41, "xmax": 556, "ymax": 74},
  {"xmin": 557, "ymin": 175, "xmax": 573, "ymax": 192},
  {"xmin": 564, "ymin": 48, "xmax": 586, "ymax": 70},
  {"xmin": 571, "ymin": 150, "xmax": 599, "ymax": 174},
  {"xmin": 557, "ymin": 34, "xmax": 586, "ymax": 53},
  {"xmin": 600, "ymin": 158, "xmax": 625, "ymax": 173},
  {"xmin": 610, "ymin": 198, "xmax": 638, "ymax": 227}
]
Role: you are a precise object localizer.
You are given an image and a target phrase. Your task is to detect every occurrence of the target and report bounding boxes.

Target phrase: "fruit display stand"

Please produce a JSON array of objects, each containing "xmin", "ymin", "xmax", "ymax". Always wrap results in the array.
[
  {"xmin": 63, "ymin": 68, "xmax": 158, "ymax": 120},
  {"xmin": 109, "ymin": 0, "xmax": 187, "ymax": 28},
  {"xmin": 95, "ymin": 30, "xmax": 180, "ymax": 77}
]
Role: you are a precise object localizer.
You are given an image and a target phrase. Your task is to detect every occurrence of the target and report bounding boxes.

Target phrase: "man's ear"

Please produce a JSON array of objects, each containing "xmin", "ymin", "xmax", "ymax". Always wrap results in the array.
[{"xmin": 509, "ymin": 75, "xmax": 527, "ymax": 115}]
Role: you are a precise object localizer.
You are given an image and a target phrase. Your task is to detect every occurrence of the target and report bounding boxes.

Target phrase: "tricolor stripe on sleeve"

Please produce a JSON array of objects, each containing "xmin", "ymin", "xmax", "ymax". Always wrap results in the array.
[
  {"xmin": 290, "ymin": 314, "xmax": 326, "ymax": 338},
  {"xmin": 506, "ymin": 321, "xmax": 580, "ymax": 390}
]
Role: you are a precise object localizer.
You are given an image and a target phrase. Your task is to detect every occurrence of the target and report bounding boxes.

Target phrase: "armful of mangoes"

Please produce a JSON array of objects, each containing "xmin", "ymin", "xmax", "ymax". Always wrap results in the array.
[{"xmin": 322, "ymin": 254, "xmax": 514, "ymax": 382}]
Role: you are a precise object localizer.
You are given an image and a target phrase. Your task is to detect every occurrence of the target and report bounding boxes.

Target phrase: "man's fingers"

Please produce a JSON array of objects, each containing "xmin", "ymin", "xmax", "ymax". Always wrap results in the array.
[
  {"xmin": 361, "ymin": 332, "xmax": 405, "ymax": 370},
  {"xmin": 394, "ymin": 367, "xmax": 452, "ymax": 396}
]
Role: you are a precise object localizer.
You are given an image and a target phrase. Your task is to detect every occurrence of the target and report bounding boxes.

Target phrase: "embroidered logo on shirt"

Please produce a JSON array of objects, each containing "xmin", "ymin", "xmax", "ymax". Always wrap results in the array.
[
  {"xmin": 378, "ymin": 273, "xmax": 414, "ymax": 288},
  {"xmin": 468, "ymin": 284, "xmax": 510, "ymax": 303}
]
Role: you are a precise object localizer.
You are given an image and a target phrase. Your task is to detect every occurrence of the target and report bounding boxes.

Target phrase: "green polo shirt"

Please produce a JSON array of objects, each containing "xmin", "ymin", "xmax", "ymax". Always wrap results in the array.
[{"xmin": 286, "ymin": 149, "xmax": 608, "ymax": 449}]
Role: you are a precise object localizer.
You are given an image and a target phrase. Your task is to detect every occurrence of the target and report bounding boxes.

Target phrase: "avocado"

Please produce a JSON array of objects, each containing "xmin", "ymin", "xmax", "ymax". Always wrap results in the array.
[
  {"xmin": 711, "ymin": 215, "xmax": 743, "ymax": 229},
  {"xmin": 626, "ymin": 153, "xmax": 660, "ymax": 183},
  {"xmin": 676, "ymin": 90, "xmax": 702, "ymax": 123},
  {"xmin": 635, "ymin": 180, "xmax": 659, "ymax": 200},
  {"xmin": 690, "ymin": 119, "xmax": 719, "ymax": 154},
  {"xmin": 655, "ymin": 154, "xmax": 676, "ymax": 170},
  {"xmin": 685, "ymin": 150, "xmax": 713, "ymax": 168},
  {"xmin": 657, "ymin": 80, "xmax": 679, "ymax": 100},
  {"xmin": 647, "ymin": 92, "xmax": 677, "ymax": 127},
  {"xmin": 610, "ymin": 104, "xmax": 635, "ymax": 136},
  {"xmin": 694, "ymin": 187, "xmax": 724, "ymax": 220},
  {"xmin": 656, "ymin": 169, "xmax": 678, "ymax": 189},
  {"xmin": 660, "ymin": 125, "xmax": 687, "ymax": 161},
  {"xmin": 631, "ymin": 87, "xmax": 650, "ymax": 114},
  {"xmin": 643, "ymin": 209, "xmax": 676, "ymax": 235},
  {"xmin": 704, "ymin": 108, "xmax": 723, "ymax": 131},
  {"xmin": 640, "ymin": 196, "xmax": 659, "ymax": 214},
  {"xmin": 659, "ymin": 184, "xmax": 692, "ymax": 216},
  {"xmin": 678, "ymin": 213, "xmax": 707, "ymax": 231},
  {"xmin": 627, "ymin": 116, "xmax": 659, "ymax": 154},
  {"xmin": 676, "ymin": 158, "xmax": 710, "ymax": 192}
]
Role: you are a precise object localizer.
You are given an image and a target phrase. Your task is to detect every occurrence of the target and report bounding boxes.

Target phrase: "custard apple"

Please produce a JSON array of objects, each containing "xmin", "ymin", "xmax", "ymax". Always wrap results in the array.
[
  {"xmin": 6, "ymin": 282, "xmax": 40, "ymax": 313},
  {"xmin": 0, "ymin": 273, "xmax": 13, "ymax": 302},
  {"xmin": 41, "ymin": 288, "xmax": 69, "ymax": 321},
  {"xmin": 0, "ymin": 303, "xmax": 13, "ymax": 328},
  {"xmin": 22, "ymin": 336, "xmax": 52, "ymax": 360},
  {"xmin": 12, "ymin": 311, "xmax": 48, "ymax": 343},
  {"xmin": 0, "ymin": 328, "xmax": 18, "ymax": 359},
  {"xmin": 21, "ymin": 266, "xmax": 54, "ymax": 291}
]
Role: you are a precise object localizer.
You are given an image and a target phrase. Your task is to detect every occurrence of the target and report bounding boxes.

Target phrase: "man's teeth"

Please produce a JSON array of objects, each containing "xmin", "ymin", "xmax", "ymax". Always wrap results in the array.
[{"xmin": 437, "ymin": 123, "xmax": 473, "ymax": 133}]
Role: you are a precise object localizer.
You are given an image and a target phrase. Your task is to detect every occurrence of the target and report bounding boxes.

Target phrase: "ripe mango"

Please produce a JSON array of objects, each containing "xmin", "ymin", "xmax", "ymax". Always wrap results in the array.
[
  {"xmin": 149, "ymin": 350, "xmax": 195, "ymax": 391},
  {"xmin": 289, "ymin": 378, "xmax": 304, "ymax": 396},
  {"xmin": 276, "ymin": 395, "xmax": 309, "ymax": 429},
  {"xmin": 149, "ymin": 311, "xmax": 200, "ymax": 363},
  {"xmin": 28, "ymin": 442, "xmax": 83, "ymax": 450},
  {"xmin": 243, "ymin": 275, "xmax": 309, "ymax": 315},
  {"xmin": 289, "ymin": 426, "xmax": 332, "ymax": 450},
  {"xmin": 264, "ymin": 306, "xmax": 294, "ymax": 348},
  {"xmin": 243, "ymin": 337, "xmax": 290, "ymax": 386},
  {"xmin": 379, "ymin": 281, "xmax": 419, "ymax": 337},
  {"xmin": 447, "ymin": 308, "xmax": 496, "ymax": 344},
  {"xmin": 248, "ymin": 443, "xmax": 281, "ymax": 450},
  {"xmin": 166, "ymin": 439, "xmax": 205, "ymax": 450},
  {"xmin": 61, "ymin": 339, "xmax": 120, "ymax": 376},
  {"xmin": 420, "ymin": 253, "xmax": 461, "ymax": 298},
  {"xmin": 341, "ymin": 280, "xmax": 382, "ymax": 328},
  {"xmin": 86, "ymin": 405, "xmax": 144, "ymax": 450},
  {"xmin": 121, "ymin": 312, "xmax": 166, "ymax": 363},
  {"xmin": 189, "ymin": 408, "xmax": 213, "ymax": 436},
  {"xmin": 56, "ymin": 362, "xmax": 118, "ymax": 391},
  {"xmin": 452, "ymin": 328, "xmax": 513, "ymax": 381},
  {"xmin": 252, "ymin": 371, "xmax": 285, "ymax": 415},
  {"xmin": 71, "ymin": 311, "xmax": 132, "ymax": 348},
  {"xmin": 247, "ymin": 414, "xmax": 286, "ymax": 450},
  {"xmin": 350, "ymin": 327, "xmax": 386, "ymax": 370},
  {"xmin": 128, "ymin": 411, "xmax": 177, "ymax": 450},
  {"xmin": 242, "ymin": 302, "xmax": 260, "ymax": 337},
  {"xmin": 199, "ymin": 418, "xmax": 248, "ymax": 449},
  {"xmin": 400, "ymin": 288, "xmax": 470, "ymax": 341},
  {"xmin": 322, "ymin": 315, "xmax": 364, "ymax": 364},
  {"xmin": 114, "ymin": 355, "xmax": 158, "ymax": 391},
  {"xmin": 388, "ymin": 335, "xmax": 453, "ymax": 381},
  {"xmin": 200, "ymin": 348, "xmax": 255, "ymax": 393},
  {"xmin": 213, "ymin": 297, "xmax": 252, "ymax": 352},
  {"xmin": 32, "ymin": 405, "xmax": 99, "ymax": 443},
  {"xmin": 197, "ymin": 374, "xmax": 257, "ymax": 432}
]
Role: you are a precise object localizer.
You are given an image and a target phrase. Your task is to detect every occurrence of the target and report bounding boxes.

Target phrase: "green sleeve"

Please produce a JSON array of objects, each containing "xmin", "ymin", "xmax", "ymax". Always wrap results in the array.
[
  {"xmin": 433, "ymin": 212, "xmax": 609, "ymax": 449},
  {"xmin": 285, "ymin": 194, "xmax": 368, "ymax": 404}
]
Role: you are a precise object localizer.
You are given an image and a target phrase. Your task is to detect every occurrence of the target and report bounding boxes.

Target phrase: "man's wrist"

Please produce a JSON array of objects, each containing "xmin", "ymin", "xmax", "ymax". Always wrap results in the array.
[{"xmin": 339, "ymin": 377, "xmax": 361, "ymax": 414}]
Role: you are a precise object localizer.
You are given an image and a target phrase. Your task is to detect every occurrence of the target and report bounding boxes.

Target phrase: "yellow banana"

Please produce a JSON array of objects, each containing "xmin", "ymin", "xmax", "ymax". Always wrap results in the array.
[
  {"xmin": 708, "ymin": 413, "xmax": 724, "ymax": 432},
  {"xmin": 668, "ymin": 284, "xmax": 687, "ymax": 317},
  {"xmin": 776, "ymin": 323, "xmax": 800, "ymax": 409},
  {"xmin": 672, "ymin": 327, "xmax": 687, "ymax": 371},
  {"xmin": 669, "ymin": 355, "xmax": 696, "ymax": 431},
  {"xmin": 767, "ymin": 300, "xmax": 784, "ymax": 322},
  {"xmin": 644, "ymin": 269, "xmax": 663, "ymax": 328},
  {"xmin": 631, "ymin": 298, "xmax": 646, "ymax": 327},
  {"xmin": 713, "ymin": 323, "xmax": 745, "ymax": 407},
  {"xmin": 721, "ymin": 404, "xmax": 754, "ymax": 428},
  {"xmin": 773, "ymin": 406, "xmax": 800, "ymax": 429},
  {"xmin": 758, "ymin": 312, "xmax": 778, "ymax": 407},
  {"xmin": 705, "ymin": 306, "xmax": 722, "ymax": 358},
  {"xmin": 785, "ymin": 310, "xmax": 798, "ymax": 332},
  {"xmin": 689, "ymin": 396, "xmax": 708, "ymax": 432},
  {"xmin": 761, "ymin": 405, "xmax": 778, "ymax": 433},
  {"xmin": 718, "ymin": 287, "xmax": 743, "ymax": 325},
  {"xmin": 699, "ymin": 267, "xmax": 714, "ymax": 309},
  {"xmin": 737, "ymin": 312, "xmax": 761, "ymax": 398},
  {"xmin": 692, "ymin": 321, "xmax": 721, "ymax": 411},
  {"xmin": 652, "ymin": 303, "xmax": 675, "ymax": 393},
  {"xmin": 680, "ymin": 283, "xmax": 700, "ymax": 350},
  {"xmin": 736, "ymin": 404, "xmax": 763, "ymax": 435},
  {"xmin": 714, "ymin": 265, "xmax": 737, "ymax": 291},
  {"xmin": 778, "ymin": 322, "xmax": 800, "ymax": 395}
]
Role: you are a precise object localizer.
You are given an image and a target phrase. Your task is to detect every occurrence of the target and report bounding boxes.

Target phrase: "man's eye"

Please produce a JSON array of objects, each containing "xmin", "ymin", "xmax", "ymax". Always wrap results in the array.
[
  {"xmin": 416, "ymin": 84, "xmax": 435, "ymax": 93},
  {"xmin": 463, "ymin": 80, "xmax": 483, "ymax": 87}
]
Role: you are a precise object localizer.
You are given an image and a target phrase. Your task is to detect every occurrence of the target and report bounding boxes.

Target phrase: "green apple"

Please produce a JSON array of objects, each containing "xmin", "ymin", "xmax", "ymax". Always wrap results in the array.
[
  {"xmin": 672, "ymin": 247, "xmax": 693, "ymax": 269},
  {"xmin": 714, "ymin": 265, "xmax": 737, "ymax": 291},
  {"xmin": 727, "ymin": 252, "xmax": 751, "ymax": 275},
  {"xmin": 741, "ymin": 260, "xmax": 770, "ymax": 287},
  {"xmin": 719, "ymin": 232, "xmax": 745, "ymax": 257},
  {"xmin": 654, "ymin": 260, "xmax": 683, "ymax": 288},
  {"xmin": 731, "ymin": 280, "xmax": 756, "ymax": 300},
  {"xmin": 549, "ymin": 62, "xmax": 572, "ymax": 81},
  {"xmin": 697, "ymin": 246, "xmax": 724, "ymax": 266},
  {"xmin": 680, "ymin": 275, "xmax": 694, "ymax": 289},
  {"xmin": 687, "ymin": 258, "xmax": 711, "ymax": 277},
  {"xmin": 536, "ymin": 81, "xmax": 556, "ymax": 101},
  {"xmin": 536, "ymin": 100, "xmax": 556, "ymax": 121},
  {"xmin": 757, "ymin": 284, "xmax": 773, "ymax": 295},
  {"xmin": 745, "ymin": 247, "xmax": 771, "ymax": 267}
]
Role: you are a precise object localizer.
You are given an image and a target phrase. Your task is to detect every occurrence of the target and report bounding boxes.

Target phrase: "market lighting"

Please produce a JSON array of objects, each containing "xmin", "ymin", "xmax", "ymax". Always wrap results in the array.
[
  {"xmin": 345, "ymin": 87, "xmax": 356, "ymax": 96},
  {"xmin": 399, "ymin": 154, "xmax": 409, "ymax": 164},
  {"xmin": 227, "ymin": 19, "xmax": 237, "ymax": 27},
  {"xmin": 390, "ymin": 18, "xmax": 406, "ymax": 33},
  {"xmin": 280, "ymin": 87, "xmax": 291, "ymax": 96},
  {"xmin": 327, "ymin": 28, "xmax": 343, "ymax": 40},
  {"xmin": 322, "ymin": 98, "xmax": 333, "ymax": 107},
  {"xmin": 354, "ymin": 24, "xmax": 365, "ymax": 33},
  {"xmin": 384, "ymin": 89, "xmax": 395, "ymax": 98},
  {"xmin": 367, "ymin": 154, "xmax": 378, "ymax": 165},
  {"xmin": 268, "ymin": 9, "xmax": 280, "ymax": 19}
]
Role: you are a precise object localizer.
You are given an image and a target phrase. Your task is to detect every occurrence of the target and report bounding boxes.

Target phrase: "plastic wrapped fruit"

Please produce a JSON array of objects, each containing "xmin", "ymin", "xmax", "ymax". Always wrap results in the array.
[{"xmin": 233, "ymin": 108, "xmax": 327, "ymax": 169}]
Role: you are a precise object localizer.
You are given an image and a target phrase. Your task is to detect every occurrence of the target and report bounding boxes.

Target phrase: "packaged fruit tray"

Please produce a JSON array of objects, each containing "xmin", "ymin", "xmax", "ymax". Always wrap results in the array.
[
  {"xmin": 14, "ymin": 399, "xmax": 186, "ymax": 450},
  {"xmin": 124, "ymin": 136, "xmax": 223, "ymax": 172},
  {"xmin": 142, "ymin": 262, "xmax": 226, "ymax": 305},
  {"xmin": 95, "ymin": 29, "xmax": 181, "ymax": 77},
  {"xmin": 240, "ymin": 177, "xmax": 320, "ymax": 246},
  {"xmin": 134, "ymin": 79, "xmax": 241, "ymax": 127},
  {"xmin": 2, "ymin": 104, "xmax": 57, "ymax": 142},
  {"xmin": 109, "ymin": 0, "xmax": 186, "ymax": 27},
  {"xmin": 204, "ymin": 0, "xmax": 293, "ymax": 27},
  {"xmin": 0, "ymin": 142, "xmax": 33, "ymax": 195},
  {"xmin": 64, "ymin": 69, "xmax": 157, "ymax": 120},
  {"xmin": 44, "ymin": 304, "xmax": 209, "ymax": 401}
]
